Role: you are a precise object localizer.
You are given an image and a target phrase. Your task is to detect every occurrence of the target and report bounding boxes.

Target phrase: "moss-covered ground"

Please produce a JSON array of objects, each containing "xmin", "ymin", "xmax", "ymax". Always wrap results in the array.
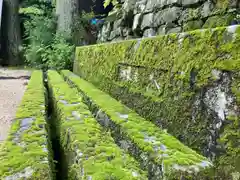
[{"xmin": 0, "ymin": 70, "xmax": 53, "ymax": 179}]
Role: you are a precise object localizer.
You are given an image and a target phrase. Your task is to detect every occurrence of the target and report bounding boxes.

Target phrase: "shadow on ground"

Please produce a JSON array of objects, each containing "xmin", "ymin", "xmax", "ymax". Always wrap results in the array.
[{"xmin": 0, "ymin": 76, "xmax": 30, "ymax": 80}]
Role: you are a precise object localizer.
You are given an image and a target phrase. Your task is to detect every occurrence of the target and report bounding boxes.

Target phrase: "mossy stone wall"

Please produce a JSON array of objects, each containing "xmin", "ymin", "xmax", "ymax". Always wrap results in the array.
[
  {"xmin": 74, "ymin": 25, "xmax": 240, "ymax": 178},
  {"xmin": 47, "ymin": 70, "xmax": 148, "ymax": 179},
  {"xmin": 0, "ymin": 71, "xmax": 54, "ymax": 179}
]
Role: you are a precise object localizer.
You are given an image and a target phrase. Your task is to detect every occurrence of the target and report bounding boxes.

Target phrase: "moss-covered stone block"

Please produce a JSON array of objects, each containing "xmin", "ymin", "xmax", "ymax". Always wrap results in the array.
[
  {"xmin": 203, "ymin": 14, "xmax": 236, "ymax": 28},
  {"xmin": 47, "ymin": 70, "xmax": 148, "ymax": 179},
  {"xmin": 62, "ymin": 70, "xmax": 213, "ymax": 179},
  {"xmin": 73, "ymin": 25, "xmax": 240, "ymax": 178},
  {"xmin": 0, "ymin": 71, "xmax": 54, "ymax": 180}
]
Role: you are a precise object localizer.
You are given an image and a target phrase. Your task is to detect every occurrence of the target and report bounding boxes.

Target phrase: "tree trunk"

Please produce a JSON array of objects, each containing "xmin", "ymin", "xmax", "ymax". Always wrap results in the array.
[
  {"xmin": 56, "ymin": 0, "xmax": 79, "ymax": 39},
  {"xmin": 2, "ymin": 0, "xmax": 22, "ymax": 66}
]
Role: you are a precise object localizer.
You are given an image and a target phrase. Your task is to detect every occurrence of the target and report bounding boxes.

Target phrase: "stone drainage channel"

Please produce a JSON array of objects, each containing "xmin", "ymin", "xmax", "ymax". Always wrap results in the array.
[{"xmin": 43, "ymin": 72, "xmax": 67, "ymax": 180}]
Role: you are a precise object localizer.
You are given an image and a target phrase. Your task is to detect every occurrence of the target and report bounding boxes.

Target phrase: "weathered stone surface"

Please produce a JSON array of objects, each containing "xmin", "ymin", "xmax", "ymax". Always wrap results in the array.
[
  {"xmin": 157, "ymin": 7, "xmax": 182, "ymax": 24},
  {"xmin": 109, "ymin": 27, "xmax": 122, "ymax": 40},
  {"xmin": 141, "ymin": 13, "xmax": 154, "ymax": 30},
  {"xmin": 143, "ymin": 28, "xmax": 156, "ymax": 37},
  {"xmin": 134, "ymin": 0, "xmax": 147, "ymax": 14},
  {"xmin": 112, "ymin": 37, "xmax": 125, "ymax": 42},
  {"xmin": 182, "ymin": 0, "xmax": 205, "ymax": 6},
  {"xmin": 227, "ymin": 0, "xmax": 240, "ymax": 8},
  {"xmin": 168, "ymin": 26, "xmax": 182, "ymax": 34},
  {"xmin": 145, "ymin": 0, "xmax": 181, "ymax": 13},
  {"xmin": 201, "ymin": 1, "xmax": 214, "ymax": 18},
  {"xmin": 113, "ymin": 19, "xmax": 124, "ymax": 29},
  {"xmin": 179, "ymin": 8, "xmax": 201, "ymax": 23},
  {"xmin": 97, "ymin": 0, "xmax": 238, "ymax": 42},
  {"xmin": 132, "ymin": 13, "xmax": 142, "ymax": 32},
  {"xmin": 145, "ymin": 0, "xmax": 162, "ymax": 13},
  {"xmin": 98, "ymin": 22, "xmax": 112, "ymax": 42},
  {"xmin": 203, "ymin": 13, "xmax": 235, "ymax": 28},
  {"xmin": 183, "ymin": 20, "xmax": 204, "ymax": 31},
  {"xmin": 123, "ymin": 0, "xmax": 137, "ymax": 13},
  {"xmin": 157, "ymin": 22, "xmax": 178, "ymax": 35},
  {"xmin": 125, "ymin": 35, "xmax": 135, "ymax": 40},
  {"xmin": 122, "ymin": 27, "xmax": 132, "ymax": 37}
]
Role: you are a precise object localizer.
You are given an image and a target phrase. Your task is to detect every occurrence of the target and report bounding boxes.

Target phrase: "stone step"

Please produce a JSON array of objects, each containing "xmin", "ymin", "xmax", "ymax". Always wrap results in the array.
[
  {"xmin": 62, "ymin": 70, "xmax": 213, "ymax": 179},
  {"xmin": 0, "ymin": 71, "xmax": 53, "ymax": 180},
  {"xmin": 47, "ymin": 70, "xmax": 148, "ymax": 179}
]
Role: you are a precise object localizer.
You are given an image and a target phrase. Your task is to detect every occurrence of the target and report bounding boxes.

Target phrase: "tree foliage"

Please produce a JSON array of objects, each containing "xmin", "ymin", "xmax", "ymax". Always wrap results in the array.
[
  {"xmin": 103, "ymin": 0, "xmax": 118, "ymax": 8},
  {"xmin": 20, "ymin": 0, "xmax": 74, "ymax": 70}
]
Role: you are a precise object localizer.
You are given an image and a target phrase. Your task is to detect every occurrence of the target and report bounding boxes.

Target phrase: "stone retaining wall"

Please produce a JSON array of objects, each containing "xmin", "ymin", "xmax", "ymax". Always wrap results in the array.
[{"xmin": 98, "ymin": 0, "xmax": 240, "ymax": 42}]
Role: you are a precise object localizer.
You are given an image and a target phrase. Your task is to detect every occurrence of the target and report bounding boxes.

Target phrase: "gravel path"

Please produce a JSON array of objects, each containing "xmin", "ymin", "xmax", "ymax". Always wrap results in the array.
[{"xmin": 0, "ymin": 67, "xmax": 31, "ymax": 145}]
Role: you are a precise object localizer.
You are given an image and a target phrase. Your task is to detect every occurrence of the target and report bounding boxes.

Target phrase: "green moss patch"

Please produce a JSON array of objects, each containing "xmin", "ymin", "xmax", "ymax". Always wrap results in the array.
[
  {"xmin": 47, "ymin": 70, "xmax": 147, "ymax": 179},
  {"xmin": 0, "ymin": 71, "xmax": 53, "ymax": 180},
  {"xmin": 62, "ymin": 70, "xmax": 213, "ymax": 179}
]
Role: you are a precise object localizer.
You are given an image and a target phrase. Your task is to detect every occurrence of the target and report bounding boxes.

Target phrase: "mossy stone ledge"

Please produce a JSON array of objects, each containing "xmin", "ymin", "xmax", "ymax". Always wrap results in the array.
[
  {"xmin": 74, "ymin": 25, "xmax": 240, "ymax": 178},
  {"xmin": 47, "ymin": 70, "xmax": 148, "ymax": 180},
  {"xmin": 0, "ymin": 71, "xmax": 54, "ymax": 180},
  {"xmin": 61, "ymin": 70, "xmax": 213, "ymax": 179}
]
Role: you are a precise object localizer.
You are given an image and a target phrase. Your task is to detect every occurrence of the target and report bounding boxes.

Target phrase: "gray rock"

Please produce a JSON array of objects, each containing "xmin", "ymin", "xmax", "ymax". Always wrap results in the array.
[
  {"xmin": 145, "ymin": 0, "xmax": 181, "ymax": 13},
  {"xmin": 122, "ymin": 27, "xmax": 132, "ymax": 37},
  {"xmin": 228, "ymin": 0, "xmax": 239, "ymax": 8},
  {"xmin": 59, "ymin": 99, "xmax": 68, "ymax": 105},
  {"xmin": 160, "ymin": 7, "xmax": 182, "ymax": 24},
  {"xmin": 145, "ymin": 0, "xmax": 162, "ymax": 13},
  {"xmin": 72, "ymin": 111, "xmax": 81, "ymax": 120},
  {"xmin": 5, "ymin": 167, "xmax": 34, "ymax": 180},
  {"xmin": 95, "ymin": 110, "xmax": 111, "ymax": 127},
  {"xmin": 157, "ymin": 22, "xmax": 178, "ymax": 35},
  {"xmin": 143, "ymin": 28, "xmax": 156, "ymax": 37},
  {"xmin": 182, "ymin": 0, "xmax": 204, "ymax": 6},
  {"xmin": 201, "ymin": 1, "xmax": 214, "ymax": 18},
  {"xmin": 203, "ymin": 73, "xmax": 234, "ymax": 121},
  {"xmin": 179, "ymin": 8, "xmax": 201, "ymax": 24},
  {"xmin": 109, "ymin": 27, "xmax": 122, "ymax": 40},
  {"xmin": 13, "ymin": 117, "xmax": 35, "ymax": 145},
  {"xmin": 153, "ymin": 11, "xmax": 164, "ymax": 27},
  {"xmin": 98, "ymin": 22, "xmax": 112, "ymax": 42},
  {"xmin": 141, "ymin": 13, "xmax": 154, "ymax": 30},
  {"xmin": 168, "ymin": 26, "xmax": 182, "ymax": 34},
  {"xmin": 183, "ymin": 20, "xmax": 204, "ymax": 31},
  {"xmin": 123, "ymin": 0, "xmax": 137, "ymax": 13},
  {"xmin": 113, "ymin": 19, "xmax": 124, "ymax": 29},
  {"xmin": 125, "ymin": 35, "xmax": 135, "ymax": 40},
  {"xmin": 227, "ymin": 24, "xmax": 239, "ymax": 34},
  {"xmin": 132, "ymin": 14, "xmax": 142, "ymax": 32},
  {"xmin": 153, "ymin": 7, "xmax": 182, "ymax": 27},
  {"xmin": 112, "ymin": 37, "xmax": 125, "ymax": 42},
  {"xmin": 157, "ymin": 25, "xmax": 167, "ymax": 35},
  {"xmin": 211, "ymin": 69, "xmax": 222, "ymax": 81},
  {"xmin": 134, "ymin": 0, "xmax": 147, "ymax": 14}
]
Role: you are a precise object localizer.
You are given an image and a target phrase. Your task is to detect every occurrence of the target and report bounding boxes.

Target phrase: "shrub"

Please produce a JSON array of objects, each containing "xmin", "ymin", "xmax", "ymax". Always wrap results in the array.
[{"xmin": 22, "ymin": 9, "xmax": 74, "ymax": 70}]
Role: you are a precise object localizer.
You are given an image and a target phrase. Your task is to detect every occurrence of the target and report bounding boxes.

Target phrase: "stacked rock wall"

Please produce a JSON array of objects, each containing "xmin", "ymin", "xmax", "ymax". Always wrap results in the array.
[{"xmin": 98, "ymin": 0, "xmax": 240, "ymax": 42}]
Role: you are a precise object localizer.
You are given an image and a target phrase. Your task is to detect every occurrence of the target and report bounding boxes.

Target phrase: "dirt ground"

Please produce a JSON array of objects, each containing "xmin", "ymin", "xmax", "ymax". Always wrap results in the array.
[{"xmin": 0, "ymin": 67, "xmax": 31, "ymax": 145}]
